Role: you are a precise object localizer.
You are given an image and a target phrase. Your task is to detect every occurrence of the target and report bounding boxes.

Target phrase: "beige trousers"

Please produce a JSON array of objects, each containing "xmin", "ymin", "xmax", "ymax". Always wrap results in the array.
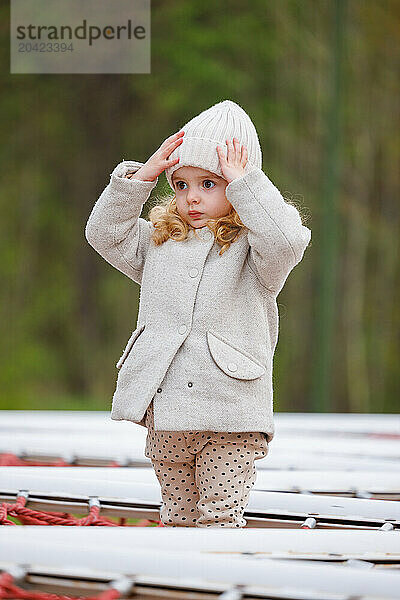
[{"xmin": 144, "ymin": 399, "xmax": 268, "ymax": 528}]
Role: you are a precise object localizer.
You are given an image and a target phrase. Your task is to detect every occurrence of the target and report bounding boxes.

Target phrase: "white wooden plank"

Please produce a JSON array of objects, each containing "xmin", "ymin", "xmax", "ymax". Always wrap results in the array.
[
  {"xmin": 2, "ymin": 526, "xmax": 399, "ymax": 556},
  {"xmin": 1, "ymin": 467, "xmax": 399, "ymax": 520},
  {"xmin": 1, "ymin": 411, "xmax": 398, "ymax": 435},
  {"xmin": 0, "ymin": 532, "xmax": 399, "ymax": 598},
  {"xmin": 1, "ymin": 466, "xmax": 399, "ymax": 494}
]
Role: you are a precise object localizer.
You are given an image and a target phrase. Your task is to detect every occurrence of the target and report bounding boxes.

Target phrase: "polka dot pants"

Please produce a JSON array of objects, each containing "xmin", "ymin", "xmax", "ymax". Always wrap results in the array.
[{"xmin": 144, "ymin": 399, "xmax": 269, "ymax": 528}]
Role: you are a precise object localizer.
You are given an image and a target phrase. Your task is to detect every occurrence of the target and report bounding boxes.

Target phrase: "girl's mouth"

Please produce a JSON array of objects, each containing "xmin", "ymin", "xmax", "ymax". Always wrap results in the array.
[{"xmin": 189, "ymin": 212, "xmax": 203, "ymax": 218}]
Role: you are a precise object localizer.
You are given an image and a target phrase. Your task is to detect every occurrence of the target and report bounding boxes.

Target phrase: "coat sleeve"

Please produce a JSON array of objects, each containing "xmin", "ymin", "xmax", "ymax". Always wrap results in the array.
[
  {"xmin": 225, "ymin": 167, "xmax": 312, "ymax": 295},
  {"xmin": 84, "ymin": 160, "xmax": 159, "ymax": 285}
]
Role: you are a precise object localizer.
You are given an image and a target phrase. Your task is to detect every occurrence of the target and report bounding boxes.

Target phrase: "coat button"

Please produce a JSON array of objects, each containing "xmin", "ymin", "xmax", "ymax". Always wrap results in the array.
[
  {"xmin": 157, "ymin": 388, "xmax": 162, "ymax": 393},
  {"xmin": 188, "ymin": 381, "xmax": 193, "ymax": 387},
  {"xmin": 189, "ymin": 268, "xmax": 198, "ymax": 278},
  {"xmin": 203, "ymin": 231, "xmax": 212, "ymax": 241},
  {"xmin": 178, "ymin": 324, "xmax": 187, "ymax": 335},
  {"xmin": 227, "ymin": 362, "xmax": 238, "ymax": 372}
]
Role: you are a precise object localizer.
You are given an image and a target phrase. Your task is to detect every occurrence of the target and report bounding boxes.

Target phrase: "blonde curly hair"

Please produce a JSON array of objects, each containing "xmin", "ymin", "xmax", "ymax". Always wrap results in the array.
[
  {"xmin": 146, "ymin": 188, "xmax": 311, "ymax": 258},
  {"xmin": 147, "ymin": 193, "xmax": 246, "ymax": 257}
]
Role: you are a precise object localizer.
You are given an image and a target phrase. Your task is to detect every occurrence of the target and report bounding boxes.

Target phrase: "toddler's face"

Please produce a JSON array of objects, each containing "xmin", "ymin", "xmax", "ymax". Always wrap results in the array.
[{"xmin": 171, "ymin": 166, "xmax": 231, "ymax": 228}]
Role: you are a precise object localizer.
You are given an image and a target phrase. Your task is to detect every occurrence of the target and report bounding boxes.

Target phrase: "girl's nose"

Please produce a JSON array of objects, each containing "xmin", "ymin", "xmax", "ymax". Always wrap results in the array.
[{"xmin": 186, "ymin": 188, "xmax": 201, "ymax": 203}]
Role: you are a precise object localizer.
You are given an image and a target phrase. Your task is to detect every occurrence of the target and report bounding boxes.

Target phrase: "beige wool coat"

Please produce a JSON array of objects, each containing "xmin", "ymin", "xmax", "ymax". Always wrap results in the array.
[{"xmin": 84, "ymin": 160, "xmax": 312, "ymax": 442}]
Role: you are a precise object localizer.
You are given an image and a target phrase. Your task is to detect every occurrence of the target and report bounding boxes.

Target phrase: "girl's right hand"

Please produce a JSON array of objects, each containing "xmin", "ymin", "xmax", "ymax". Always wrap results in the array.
[{"xmin": 131, "ymin": 131, "xmax": 184, "ymax": 182}]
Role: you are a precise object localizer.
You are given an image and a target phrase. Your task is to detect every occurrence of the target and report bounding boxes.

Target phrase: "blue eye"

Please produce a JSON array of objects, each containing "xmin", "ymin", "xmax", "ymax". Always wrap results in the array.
[
  {"xmin": 203, "ymin": 180, "xmax": 215, "ymax": 189},
  {"xmin": 175, "ymin": 180, "xmax": 215, "ymax": 190}
]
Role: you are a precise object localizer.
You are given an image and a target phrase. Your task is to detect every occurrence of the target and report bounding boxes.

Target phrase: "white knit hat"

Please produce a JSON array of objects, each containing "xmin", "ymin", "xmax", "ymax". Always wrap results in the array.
[{"xmin": 165, "ymin": 99, "xmax": 262, "ymax": 190}]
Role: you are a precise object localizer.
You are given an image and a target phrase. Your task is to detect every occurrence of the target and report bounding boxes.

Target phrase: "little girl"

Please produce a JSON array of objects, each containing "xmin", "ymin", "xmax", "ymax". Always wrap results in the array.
[{"xmin": 85, "ymin": 99, "xmax": 311, "ymax": 528}]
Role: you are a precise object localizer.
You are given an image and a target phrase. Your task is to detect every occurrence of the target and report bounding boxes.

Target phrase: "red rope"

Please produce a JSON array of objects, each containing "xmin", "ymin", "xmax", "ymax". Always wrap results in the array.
[
  {"xmin": 0, "ymin": 572, "xmax": 122, "ymax": 600},
  {"xmin": 0, "ymin": 495, "xmax": 164, "ymax": 527},
  {"xmin": 0, "ymin": 453, "xmax": 165, "ymax": 527},
  {"xmin": 0, "ymin": 454, "xmax": 123, "ymax": 467}
]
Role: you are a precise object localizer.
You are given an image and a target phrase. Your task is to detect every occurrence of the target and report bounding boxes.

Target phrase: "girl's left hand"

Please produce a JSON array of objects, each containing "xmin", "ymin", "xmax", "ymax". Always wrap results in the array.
[{"xmin": 216, "ymin": 138, "xmax": 248, "ymax": 184}]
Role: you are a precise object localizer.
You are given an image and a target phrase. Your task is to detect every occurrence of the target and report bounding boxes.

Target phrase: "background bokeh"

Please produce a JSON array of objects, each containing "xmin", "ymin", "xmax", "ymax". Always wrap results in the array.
[{"xmin": 2, "ymin": 1, "xmax": 399, "ymax": 413}]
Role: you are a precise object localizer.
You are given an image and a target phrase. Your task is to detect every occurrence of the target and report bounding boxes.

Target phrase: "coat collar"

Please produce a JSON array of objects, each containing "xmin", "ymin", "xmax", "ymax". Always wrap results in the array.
[{"xmin": 188, "ymin": 225, "xmax": 213, "ymax": 242}]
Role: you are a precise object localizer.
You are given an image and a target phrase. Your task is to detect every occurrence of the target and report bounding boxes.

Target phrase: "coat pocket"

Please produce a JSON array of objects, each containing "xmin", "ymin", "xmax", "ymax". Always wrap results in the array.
[
  {"xmin": 206, "ymin": 330, "xmax": 266, "ymax": 380},
  {"xmin": 116, "ymin": 324, "xmax": 146, "ymax": 370}
]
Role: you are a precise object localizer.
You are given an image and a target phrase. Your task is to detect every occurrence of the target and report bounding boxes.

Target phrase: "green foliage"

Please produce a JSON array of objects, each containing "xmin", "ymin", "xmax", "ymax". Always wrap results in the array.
[{"xmin": 1, "ymin": 0, "xmax": 399, "ymax": 413}]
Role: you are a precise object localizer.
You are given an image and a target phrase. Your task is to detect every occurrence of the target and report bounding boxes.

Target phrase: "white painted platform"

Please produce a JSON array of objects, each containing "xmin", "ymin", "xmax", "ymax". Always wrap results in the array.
[
  {"xmin": 1, "ymin": 527, "xmax": 400, "ymax": 598},
  {"xmin": 1, "ymin": 467, "xmax": 399, "ymax": 523},
  {"xmin": 1, "ymin": 410, "xmax": 399, "ymax": 435}
]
